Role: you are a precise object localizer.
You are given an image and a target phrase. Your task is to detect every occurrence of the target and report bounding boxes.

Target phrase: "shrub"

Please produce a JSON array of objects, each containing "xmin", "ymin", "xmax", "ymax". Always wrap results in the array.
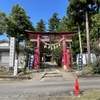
[{"xmin": 91, "ymin": 59, "xmax": 100, "ymax": 74}]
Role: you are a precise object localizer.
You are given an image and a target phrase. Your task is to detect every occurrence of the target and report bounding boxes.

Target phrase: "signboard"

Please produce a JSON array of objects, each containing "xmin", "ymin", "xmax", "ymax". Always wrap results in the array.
[
  {"xmin": 9, "ymin": 37, "xmax": 15, "ymax": 68},
  {"xmin": 49, "ymin": 35, "xmax": 55, "ymax": 41},
  {"xmin": 28, "ymin": 54, "xmax": 34, "ymax": 69},
  {"xmin": 78, "ymin": 54, "xmax": 82, "ymax": 70}
]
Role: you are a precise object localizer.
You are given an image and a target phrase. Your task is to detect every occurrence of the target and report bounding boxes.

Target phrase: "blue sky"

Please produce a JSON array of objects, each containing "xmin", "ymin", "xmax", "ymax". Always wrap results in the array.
[{"xmin": 0, "ymin": 0, "xmax": 69, "ymax": 40}]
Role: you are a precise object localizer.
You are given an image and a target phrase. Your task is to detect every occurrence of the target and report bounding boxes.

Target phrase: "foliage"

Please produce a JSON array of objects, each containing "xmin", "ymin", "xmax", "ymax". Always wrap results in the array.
[
  {"xmin": 57, "ymin": 16, "xmax": 71, "ymax": 32},
  {"xmin": 36, "ymin": 19, "xmax": 46, "ymax": 32},
  {"xmin": 90, "ymin": 42, "xmax": 100, "ymax": 57},
  {"xmin": 0, "ymin": 11, "xmax": 6, "ymax": 35},
  {"xmin": 67, "ymin": 0, "xmax": 100, "ymax": 62},
  {"xmin": 67, "ymin": 1, "xmax": 86, "ymax": 60},
  {"xmin": 4, "ymin": 4, "xmax": 35, "ymax": 41},
  {"xmin": 90, "ymin": 13, "xmax": 100, "ymax": 41},
  {"xmin": 90, "ymin": 41, "xmax": 100, "ymax": 74},
  {"xmin": 52, "ymin": 44, "xmax": 62, "ymax": 66},
  {"xmin": 4, "ymin": 4, "xmax": 35, "ymax": 59},
  {"xmin": 48, "ymin": 13, "xmax": 61, "ymax": 32},
  {"xmin": 21, "ymin": 46, "xmax": 33, "ymax": 74},
  {"xmin": 91, "ymin": 59, "xmax": 100, "ymax": 74}
]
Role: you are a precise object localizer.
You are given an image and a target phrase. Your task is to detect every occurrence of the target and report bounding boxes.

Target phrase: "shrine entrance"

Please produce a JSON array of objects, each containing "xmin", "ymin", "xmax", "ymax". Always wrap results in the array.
[
  {"xmin": 43, "ymin": 52, "xmax": 52, "ymax": 62},
  {"xmin": 25, "ymin": 30, "xmax": 75, "ymax": 71}
]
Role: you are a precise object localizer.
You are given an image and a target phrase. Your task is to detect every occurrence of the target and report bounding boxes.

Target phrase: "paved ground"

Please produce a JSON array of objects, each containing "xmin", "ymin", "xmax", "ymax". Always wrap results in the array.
[
  {"xmin": 0, "ymin": 63, "xmax": 100, "ymax": 100},
  {"xmin": 0, "ymin": 62, "xmax": 76, "ymax": 100},
  {"xmin": 29, "ymin": 62, "xmax": 75, "ymax": 82}
]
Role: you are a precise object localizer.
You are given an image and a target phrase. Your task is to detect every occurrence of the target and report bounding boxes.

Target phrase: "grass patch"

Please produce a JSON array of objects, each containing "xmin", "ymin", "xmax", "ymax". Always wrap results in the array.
[
  {"xmin": 82, "ymin": 89, "xmax": 100, "ymax": 100},
  {"xmin": 82, "ymin": 66, "xmax": 92, "ymax": 75},
  {"xmin": 71, "ymin": 62, "xmax": 77, "ymax": 72},
  {"xmin": 69, "ymin": 89, "xmax": 100, "ymax": 100},
  {"xmin": 71, "ymin": 62, "xmax": 93, "ymax": 75},
  {"xmin": 0, "ymin": 67, "xmax": 13, "ymax": 75},
  {"xmin": 35, "ymin": 89, "xmax": 100, "ymax": 100},
  {"xmin": 0, "ymin": 71, "xmax": 13, "ymax": 75}
]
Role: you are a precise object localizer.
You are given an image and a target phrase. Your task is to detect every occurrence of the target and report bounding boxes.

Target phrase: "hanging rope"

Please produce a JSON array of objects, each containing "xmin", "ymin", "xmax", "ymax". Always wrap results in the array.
[
  {"xmin": 40, "ymin": 38, "xmax": 63, "ymax": 46},
  {"xmin": 40, "ymin": 38, "xmax": 64, "ymax": 49}
]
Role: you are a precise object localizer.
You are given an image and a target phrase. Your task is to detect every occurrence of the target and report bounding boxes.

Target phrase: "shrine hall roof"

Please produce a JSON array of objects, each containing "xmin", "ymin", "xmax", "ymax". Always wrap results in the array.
[{"xmin": 25, "ymin": 30, "xmax": 76, "ymax": 36}]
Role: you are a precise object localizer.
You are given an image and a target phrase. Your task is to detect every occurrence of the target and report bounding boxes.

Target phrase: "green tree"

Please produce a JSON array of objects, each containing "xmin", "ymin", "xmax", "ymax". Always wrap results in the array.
[
  {"xmin": 0, "ymin": 11, "xmax": 6, "ymax": 35},
  {"xmin": 90, "ymin": 42, "xmax": 100, "ymax": 74},
  {"xmin": 48, "ymin": 13, "xmax": 60, "ymax": 32},
  {"xmin": 67, "ymin": 0, "xmax": 100, "ymax": 64},
  {"xmin": 4, "ymin": 4, "xmax": 35, "ymax": 59},
  {"xmin": 36, "ymin": 19, "xmax": 46, "ymax": 32},
  {"xmin": 57, "ymin": 16, "xmax": 70, "ymax": 32},
  {"xmin": 67, "ymin": 1, "xmax": 85, "ymax": 58},
  {"xmin": 91, "ymin": 13, "xmax": 100, "ymax": 41}
]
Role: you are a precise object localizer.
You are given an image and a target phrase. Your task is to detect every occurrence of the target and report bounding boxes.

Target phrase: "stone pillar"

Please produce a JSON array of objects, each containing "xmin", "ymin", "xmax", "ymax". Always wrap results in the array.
[{"xmin": 8, "ymin": 37, "xmax": 15, "ymax": 71}]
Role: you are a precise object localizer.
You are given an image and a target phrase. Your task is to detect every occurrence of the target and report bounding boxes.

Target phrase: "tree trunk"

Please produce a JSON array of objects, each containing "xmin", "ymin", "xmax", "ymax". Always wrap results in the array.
[
  {"xmin": 85, "ymin": 4, "xmax": 91, "ymax": 65},
  {"xmin": 15, "ymin": 51, "xmax": 19, "ymax": 60},
  {"xmin": 15, "ymin": 42, "xmax": 20, "ymax": 60},
  {"xmin": 23, "ymin": 40, "xmax": 28, "ymax": 74},
  {"xmin": 23, "ymin": 54, "xmax": 28, "ymax": 74},
  {"xmin": 78, "ymin": 23, "xmax": 82, "ymax": 55}
]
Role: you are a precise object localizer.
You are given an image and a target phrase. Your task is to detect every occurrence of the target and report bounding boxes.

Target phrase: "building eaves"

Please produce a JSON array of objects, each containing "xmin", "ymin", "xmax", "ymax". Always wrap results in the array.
[{"xmin": 0, "ymin": 40, "xmax": 9, "ymax": 43}]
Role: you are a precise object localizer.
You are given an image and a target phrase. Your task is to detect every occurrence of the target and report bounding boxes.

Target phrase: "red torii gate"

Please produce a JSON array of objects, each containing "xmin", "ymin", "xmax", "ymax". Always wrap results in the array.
[{"xmin": 25, "ymin": 30, "xmax": 75, "ymax": 71}]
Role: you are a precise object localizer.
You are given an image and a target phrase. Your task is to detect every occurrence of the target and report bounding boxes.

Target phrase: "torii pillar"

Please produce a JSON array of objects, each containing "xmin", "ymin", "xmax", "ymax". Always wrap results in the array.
[
  {"xmin": 62, "ymin": 35, "xmax": 66, "ymax": 69},
  {"xmin": 34, "ymin": 35, "xmax": 40, "ymax": 70},
  {"xmin": 62, "ymin": 35, "xmax": 71, "ymax": 70}
]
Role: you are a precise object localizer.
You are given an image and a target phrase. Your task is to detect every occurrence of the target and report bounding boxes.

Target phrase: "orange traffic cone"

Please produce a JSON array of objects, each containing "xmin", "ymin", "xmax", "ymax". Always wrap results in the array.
[{"xmin": 73, "ymin": 77, "xmax": 81, "ymax": 95}]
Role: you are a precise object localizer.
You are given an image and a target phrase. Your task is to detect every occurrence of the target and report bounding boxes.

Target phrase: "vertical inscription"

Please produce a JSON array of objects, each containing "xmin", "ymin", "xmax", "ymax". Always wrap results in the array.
[{"xmin": 9, "ymin": 37, "xmax": 15, "ymax": 67}]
